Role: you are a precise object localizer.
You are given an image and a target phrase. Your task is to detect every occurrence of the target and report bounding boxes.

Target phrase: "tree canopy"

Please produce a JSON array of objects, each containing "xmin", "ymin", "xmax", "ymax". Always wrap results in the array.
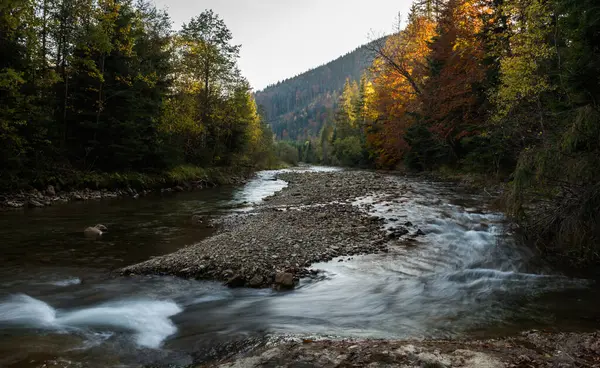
[{"xmin": 0, "ymin": 2, "xmax": 275, "ymax": 190}]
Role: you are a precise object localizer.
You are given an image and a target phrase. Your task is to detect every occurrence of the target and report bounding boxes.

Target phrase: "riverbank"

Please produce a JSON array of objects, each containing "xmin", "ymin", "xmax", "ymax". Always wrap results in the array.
[
  {"xmin": 120, "ymin": 170, "xmax": 429, "ymax": 288},
  {"xmin": 0, "ymin": 165, "xmax": 257, "ymax": 210},
  {"xmin": 199, "ymin": 331, "xmax": 600, "ymax": 367}
]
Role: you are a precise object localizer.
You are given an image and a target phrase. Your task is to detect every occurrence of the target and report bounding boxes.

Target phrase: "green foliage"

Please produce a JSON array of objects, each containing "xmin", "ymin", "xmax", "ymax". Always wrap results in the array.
[
  {"xmin": 274, "ymin": 142, "xmax": 300, "ymax": 166},
  {"xmin": 457, "ymin": 132, "xmax": 516, "ymax": 177},
  {"xmin": 500, "ymin": 0, "xmax": 600, "ymax": 265},
  {"xmin": 311, "ymin": 74, "xmax": 372, "ymax": 168},
  {"xmin": 0, "ymin": 2, "xmax": 275, "ymax": 191},
  {"xmin": 254, "ymin": 40, "xmax": 381, "ymax": 141},
  {"xmin": 333, "ymin": 136, "xmax": 364, "ymax": 167},
  {"xmin": 404, "ymin": 123, "xmax": 452, "ymax": 170}
]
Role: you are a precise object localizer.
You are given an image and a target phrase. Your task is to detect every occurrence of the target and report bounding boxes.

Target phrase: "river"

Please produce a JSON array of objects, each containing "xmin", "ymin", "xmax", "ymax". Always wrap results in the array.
[{"xmin": 0, "ymin": 167, "xmax": 599, "ymax": 367}]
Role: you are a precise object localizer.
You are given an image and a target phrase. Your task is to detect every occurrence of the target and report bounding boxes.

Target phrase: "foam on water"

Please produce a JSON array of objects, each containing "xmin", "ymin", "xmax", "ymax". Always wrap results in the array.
[
  {"xmin": 253, "ymin": 176, "xmax": 593, "ymax": 338},
  {"xmin": 229, "ymin": 165, "xmax": 342, "ymax": 208},
  {"xmin": 0, "ymin": 294, "xmax": 181, "ymax": 348},
  {"xmin": 49, "ymin": 277, "xmax": 82, "ymax": 287}
]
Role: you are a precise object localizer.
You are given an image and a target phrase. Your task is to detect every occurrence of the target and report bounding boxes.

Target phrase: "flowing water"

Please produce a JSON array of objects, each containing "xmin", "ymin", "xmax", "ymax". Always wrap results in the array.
[{"xmin": 0, "ymin": 167, "xmax": 599, "ymax": 367}]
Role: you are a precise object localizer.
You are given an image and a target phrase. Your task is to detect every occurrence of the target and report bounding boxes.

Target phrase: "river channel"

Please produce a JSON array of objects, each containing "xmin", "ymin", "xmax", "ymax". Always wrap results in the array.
[{"xmin": 0, "ymin": 167, "xmax": 598, "ymax": 367}]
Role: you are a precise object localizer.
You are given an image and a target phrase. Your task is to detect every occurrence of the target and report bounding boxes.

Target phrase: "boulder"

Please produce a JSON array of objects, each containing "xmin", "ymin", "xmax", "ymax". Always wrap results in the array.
[
  {"xmin": 274, "ymin": 272, "xmax": 295, "ymax": 290},
  {"xmin": 28, "ymin": 199, "xmax": 45, "ymax": 208},
  {"xmin": 368, "ymin": 216, "xmax": 381, "ymax": 223},
  {"xmin": 174, "ymin": 186, "xmax": 185, "ymax": 192},
  {"xmin": 83, "ymin": 224, "xmax": 107, "ymax": 239},
  {"xmin": 225, "ymin": 274, "xmax": 246, "ymax": 288},
  {"xmin": 388, "ymin": 227, "xmax": 409, "ymax": 239},
  {"xmin": 192, "ymin": 214, "xmax": 205, "ymax": 224},
  {"xmin": 46, "ymin": 185, "xmax": 56, "ymax": 197},
  {"xmin": 248, "ymin": 274, "xmax": 264, "ymax": 288},
  {"xmin": 5, "ymin": 201, "xmax": 24, "ymax": 208}
]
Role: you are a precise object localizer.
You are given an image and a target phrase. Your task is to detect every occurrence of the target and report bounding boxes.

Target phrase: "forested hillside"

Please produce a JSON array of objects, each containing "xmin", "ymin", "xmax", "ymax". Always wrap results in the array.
[
  {"xmin": 254, "ymin": 41, "xmax": 378, "ymax": 140},
  {"xmin": 284, "ymin": 0, "xmax": 600, "ymax": 266},
  {"xmin": 0, "ymin": 2, "xmax": 274, "ymax": 191}
]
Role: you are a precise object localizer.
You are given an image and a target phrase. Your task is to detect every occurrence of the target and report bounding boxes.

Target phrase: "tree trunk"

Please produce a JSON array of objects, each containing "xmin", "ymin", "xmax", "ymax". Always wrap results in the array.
[{"xmin": 203, "ymin": 56, "xmax": 210, "ymax": 125}]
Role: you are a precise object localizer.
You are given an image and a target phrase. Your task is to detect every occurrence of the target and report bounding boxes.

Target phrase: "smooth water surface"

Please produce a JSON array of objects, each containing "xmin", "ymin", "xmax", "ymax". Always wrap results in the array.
[{"xmin": 0, "ymin": 167, "xmax": 598, "ymax": 367}]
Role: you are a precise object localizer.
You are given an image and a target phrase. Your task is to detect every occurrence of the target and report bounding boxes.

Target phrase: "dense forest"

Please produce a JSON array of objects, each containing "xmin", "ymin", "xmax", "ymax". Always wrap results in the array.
[
  {"xmin": 271, "ymin": 0, "xmax": 599, "ymax": 265},
  {"xmin": 254, "ymin": 41, "xmax": 377, "ymax": 141},
  {"xmin": 0, "ymin": 1, "xmax": 275, "ymax": 191}
]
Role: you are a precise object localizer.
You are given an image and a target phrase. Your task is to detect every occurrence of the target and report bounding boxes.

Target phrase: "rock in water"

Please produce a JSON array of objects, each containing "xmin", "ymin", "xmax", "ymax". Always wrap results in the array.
[
  {"xmin": 275, "ymin": 272, "xmax": 295, "ymax": 290},
  {"xmin": 388, "ymin": 227, "xmax": 409, "ymax": 239},
  {"xmin": 192, "ymin": 214, "xmax": 204, "ymax": 224},
  {"xmin": 84, "ymin": 224, "xmax": 107, "ymax": 239},
  {"xmin": 226, "ymin": 274, "xmax": 246, "ymax": 288},
  {"xmin": 28, "ymin": 199, "xmax": 45, "ymax": 208}
]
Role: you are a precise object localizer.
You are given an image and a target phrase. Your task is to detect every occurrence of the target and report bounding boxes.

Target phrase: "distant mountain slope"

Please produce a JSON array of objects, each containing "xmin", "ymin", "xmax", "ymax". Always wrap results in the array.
[{"xmin": 255, "ymin": 40, "xmax": 380, "ymax": 141}]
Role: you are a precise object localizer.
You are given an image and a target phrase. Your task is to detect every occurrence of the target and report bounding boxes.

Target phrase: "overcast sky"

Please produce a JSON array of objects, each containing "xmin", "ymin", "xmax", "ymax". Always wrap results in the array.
[{"xmin": 152, "ymin": 0, "xmax": 412, "ymax": 90}]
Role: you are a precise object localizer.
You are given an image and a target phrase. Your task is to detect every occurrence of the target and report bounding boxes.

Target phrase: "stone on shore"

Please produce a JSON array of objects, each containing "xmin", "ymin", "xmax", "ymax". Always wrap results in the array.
[
  {"xmin": 46, "ymin": 185, "xmax": 56, "ymax": 197},
  {"xmin": 274, "ymin": 272, "xmax": 295, "ymax": 289}
]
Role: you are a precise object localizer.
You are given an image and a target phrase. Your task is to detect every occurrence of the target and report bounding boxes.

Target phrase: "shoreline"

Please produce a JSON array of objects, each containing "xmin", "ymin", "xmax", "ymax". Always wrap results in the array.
[
  {"xmin": 197, "ymin": 331, "xmax": 600, "ymax": 367},
  {"xmin": 0, "ymin": 166, "xmax": 257, "ymax": 210}
]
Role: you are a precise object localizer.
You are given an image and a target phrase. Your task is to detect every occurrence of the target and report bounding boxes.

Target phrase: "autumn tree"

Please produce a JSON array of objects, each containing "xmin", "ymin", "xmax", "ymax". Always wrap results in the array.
[
  {"xmin": 366, "ymin": 10, "xmax": 436, "ymax": 167},
  {"xmin": 406, "ymin": 0, "xmax": 490, "ymax": 169}
]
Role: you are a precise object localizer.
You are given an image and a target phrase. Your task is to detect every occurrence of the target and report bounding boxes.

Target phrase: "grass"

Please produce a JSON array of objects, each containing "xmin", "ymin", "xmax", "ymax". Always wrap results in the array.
[{"xmin": 0, "ymin": 164, "xmax": 261, "ymax": 193}]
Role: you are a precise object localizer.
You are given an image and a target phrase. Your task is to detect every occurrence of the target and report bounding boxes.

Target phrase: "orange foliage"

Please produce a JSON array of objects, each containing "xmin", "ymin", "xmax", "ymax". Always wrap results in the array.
[
  {"xmin": 366, "ymin": 0, "xmax": 491, "ymax": 167},
  {"xmin": 367, "ymin": 16, "xmax": 436, "ymax": 168}
]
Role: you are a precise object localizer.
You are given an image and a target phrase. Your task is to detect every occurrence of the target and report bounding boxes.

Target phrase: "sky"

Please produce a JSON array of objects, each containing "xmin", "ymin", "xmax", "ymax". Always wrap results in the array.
[{"xmin": 152, "ymin": 0, "xmax": 413, "ymax": 91}]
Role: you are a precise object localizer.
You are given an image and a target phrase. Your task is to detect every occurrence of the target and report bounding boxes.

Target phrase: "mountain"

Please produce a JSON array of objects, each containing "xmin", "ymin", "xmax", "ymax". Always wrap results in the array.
[{"xmin": 254, "ymin": 40, "xmax": 380, "ymax": 141}]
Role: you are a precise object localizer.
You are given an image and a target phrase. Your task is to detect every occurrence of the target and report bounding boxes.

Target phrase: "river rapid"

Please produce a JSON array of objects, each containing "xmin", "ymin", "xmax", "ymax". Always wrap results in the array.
[{"xmin": 0, "ymin": 167, "xmax": 598, "ymax": 367}]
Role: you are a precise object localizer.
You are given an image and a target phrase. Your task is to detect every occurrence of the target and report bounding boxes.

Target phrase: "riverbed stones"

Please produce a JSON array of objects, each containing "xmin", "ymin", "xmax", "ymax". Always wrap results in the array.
[
  {"xmin": 120, "ymin": 170, "xmax": 397, "ymax": 289},
  {"xmin": 203, "ymin": 332, "xmax": 600, "ymax": 368}
]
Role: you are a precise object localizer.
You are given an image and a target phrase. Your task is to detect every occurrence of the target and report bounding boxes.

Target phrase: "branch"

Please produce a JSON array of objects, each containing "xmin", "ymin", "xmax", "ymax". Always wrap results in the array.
[{"xmin": 366, "ymin": 38, "xmax": 423, "ymax": 96}]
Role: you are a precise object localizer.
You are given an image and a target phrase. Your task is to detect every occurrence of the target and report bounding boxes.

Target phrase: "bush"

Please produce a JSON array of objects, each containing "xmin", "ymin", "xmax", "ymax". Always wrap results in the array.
[
  {"xmin": 275, "ymin": 142, "xmax": 300, "ymax": 165},
  {"xmin": 508, "ymin": 106, "xmax": 600, "ymax": 265},
  {"xmin": 333, "ymin": 136, "xmax": 364, "ymax": 167}
]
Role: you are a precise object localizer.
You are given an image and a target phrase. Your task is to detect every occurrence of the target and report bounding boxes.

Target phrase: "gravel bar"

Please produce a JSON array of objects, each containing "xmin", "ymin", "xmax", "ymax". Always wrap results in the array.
[{"xmin": 120, "ymin": 171, "xmax": 400, "ymax": 288}]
